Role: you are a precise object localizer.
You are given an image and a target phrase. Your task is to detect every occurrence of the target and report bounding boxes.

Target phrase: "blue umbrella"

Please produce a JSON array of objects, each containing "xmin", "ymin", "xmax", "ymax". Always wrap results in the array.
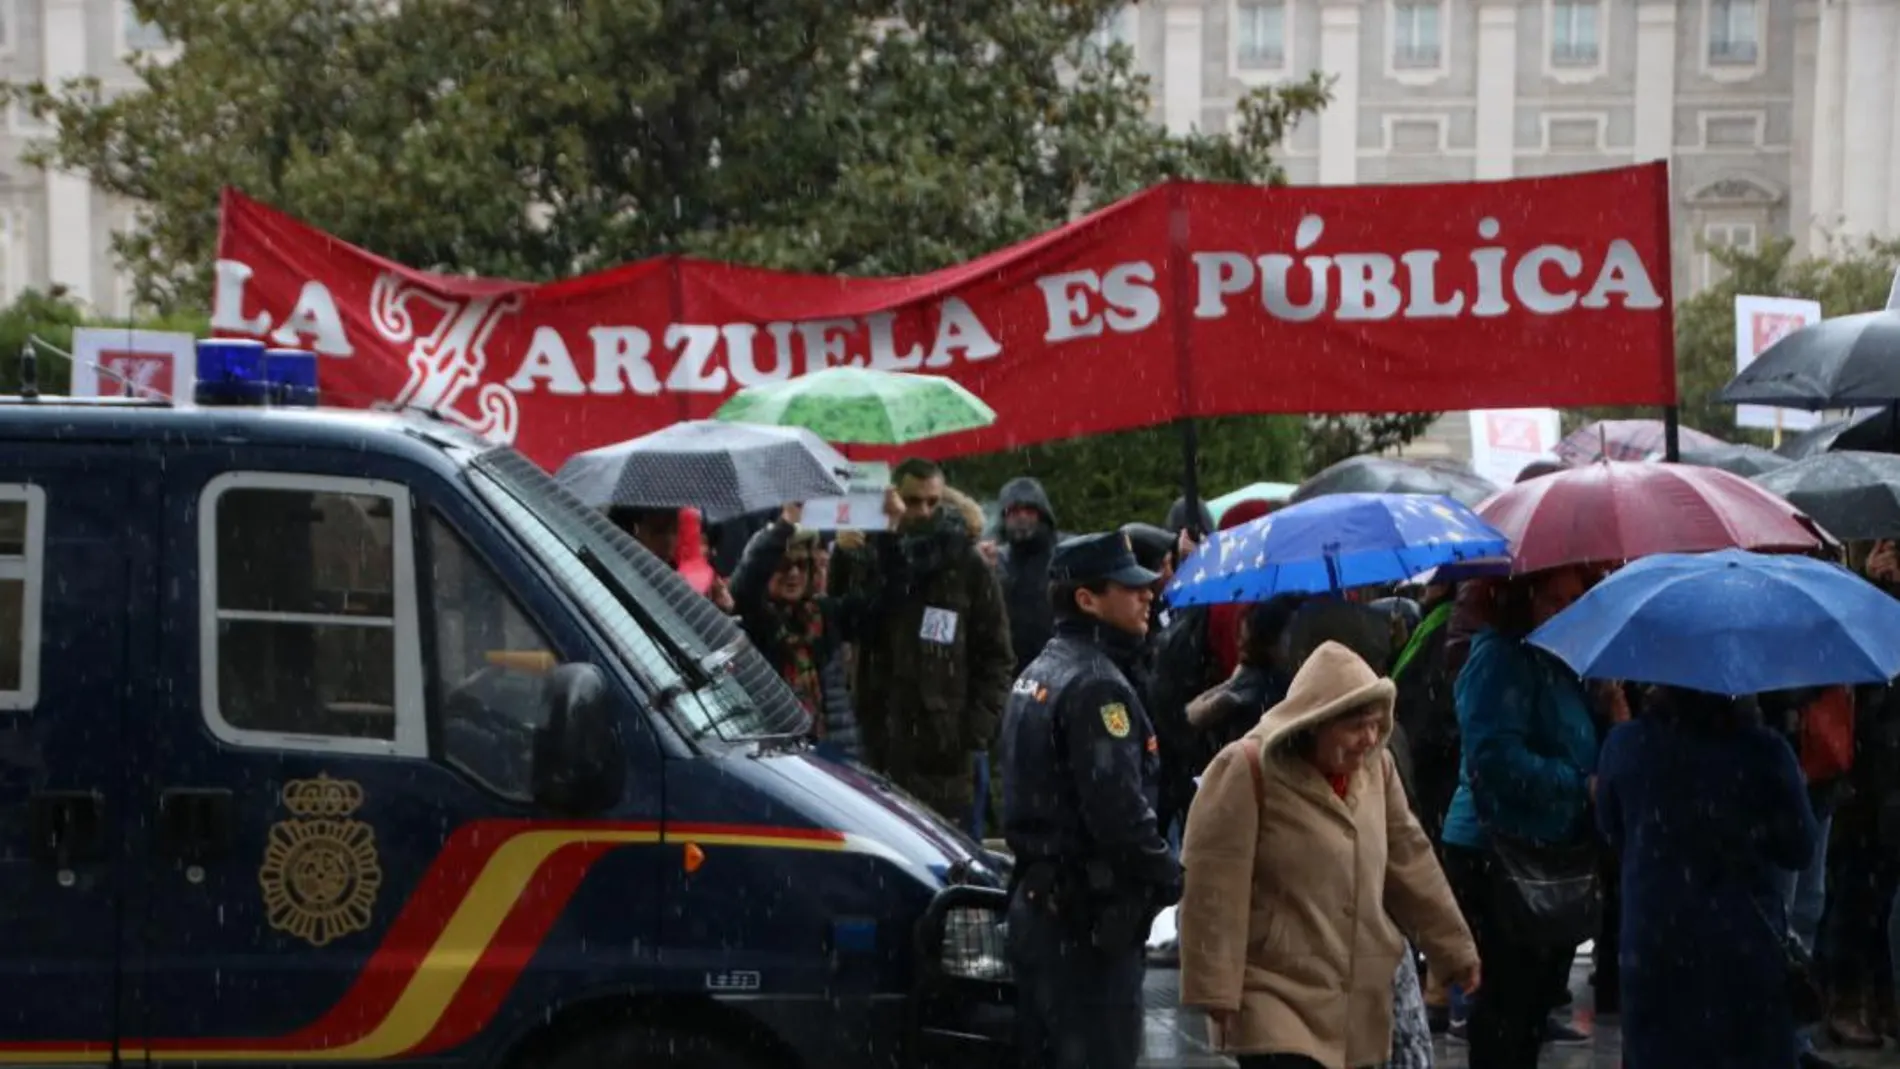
[
  {"xmin": 1165, "ymin": 492, "xmax": 1511, "ymax": 607},
  {"xmin": 1528, "ymin": 548, "xmax": 1900, "ymax": 693}
]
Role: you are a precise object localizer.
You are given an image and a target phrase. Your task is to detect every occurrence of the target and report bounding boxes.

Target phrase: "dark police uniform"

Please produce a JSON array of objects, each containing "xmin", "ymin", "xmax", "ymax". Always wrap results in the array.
[{"xmin": 999, "ymin": 532, "xmax": 1182, "ymax": 1069}]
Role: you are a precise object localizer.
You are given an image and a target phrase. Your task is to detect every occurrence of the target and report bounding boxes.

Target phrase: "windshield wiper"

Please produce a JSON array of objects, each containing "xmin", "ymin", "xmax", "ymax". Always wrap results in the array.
[{"xmin": 574, "ymin": 544, "xmax": 707, "ymax": 701}]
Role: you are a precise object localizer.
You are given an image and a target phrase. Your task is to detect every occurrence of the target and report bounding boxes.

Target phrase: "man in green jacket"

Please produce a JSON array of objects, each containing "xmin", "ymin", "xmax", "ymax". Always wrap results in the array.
[{"xmin": 830, "ymin": 458, "xmax": 1014, "ymax": 826}]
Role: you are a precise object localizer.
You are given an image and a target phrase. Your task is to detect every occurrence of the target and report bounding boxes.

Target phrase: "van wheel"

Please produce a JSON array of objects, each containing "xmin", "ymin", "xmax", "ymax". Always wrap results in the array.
[{"xmin": 543, "ymin": 1022, "xmax": 783, "ymax": 1069}]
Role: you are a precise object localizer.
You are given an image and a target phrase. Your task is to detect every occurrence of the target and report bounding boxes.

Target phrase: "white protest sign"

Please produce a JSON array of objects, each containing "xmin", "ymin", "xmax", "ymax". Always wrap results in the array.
[
  {"xmin": 1734, "ymin": 296, "xmax": 1823, "ymax": 433},
  {"xmin": 1466, "ymin": 408, "xmax": 1561, "ymax": 487},
  {"xmin": 70, "ymin": 328, "xmax": 198, "ymax": 406},
  {"xmin": 804, "ymin": 461, "xmax": 891, "ymax": 531}
]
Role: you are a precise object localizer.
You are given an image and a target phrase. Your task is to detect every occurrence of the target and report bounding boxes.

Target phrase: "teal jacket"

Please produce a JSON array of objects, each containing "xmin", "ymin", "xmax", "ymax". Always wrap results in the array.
[{"xmin": 1441, "ymin": 628, "xmax": 1599, "ymax": 849}]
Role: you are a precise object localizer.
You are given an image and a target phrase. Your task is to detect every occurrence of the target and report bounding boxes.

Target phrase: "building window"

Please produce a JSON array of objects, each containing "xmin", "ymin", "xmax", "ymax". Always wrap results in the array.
[
  {"xmin": 199, "ymin": 473, "xmax": 426, "ymax": 756},
  {"xmin": 1702, "ymin": 221, "xmax": 1759, "ymax": 286},
  {"xmin": 1389, "ymin": 118, "xmax": 1447, "ymax": 154},
  {"xmin": 1708, "ymin": 0, "xmax": 1758, "ymax": 66},
  {"xmin": 122, "ymin": 1, "xmax": 169, "ymax": 52},
  {"xmin": 1393, "ymin": 2, "xmax": 1443, "ymax": 69},
  {"xmin": 0, "ymin": 485, "xmax": 45, "ymax": 711},
  {"xmin": 1551, "ymin": 1, "xmax": 1600, "ymax": 66},
  {"xmin": 1236, "ymin": 2, "xmax": 1287, "ymax": 68},
  {"xmin": 1545, "ymin": 114, "xmax": 1607, "ymax": 152},
  {"xmin": 1702, "ymin": 113, "xmax": 1765, "ymax": 148}
]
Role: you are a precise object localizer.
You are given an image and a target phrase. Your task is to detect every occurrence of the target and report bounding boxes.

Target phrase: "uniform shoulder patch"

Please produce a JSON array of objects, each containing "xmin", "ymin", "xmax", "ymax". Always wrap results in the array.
[{"xmin": 1100, "ymin": 702, "xmax": 1131, "ymax": 738}]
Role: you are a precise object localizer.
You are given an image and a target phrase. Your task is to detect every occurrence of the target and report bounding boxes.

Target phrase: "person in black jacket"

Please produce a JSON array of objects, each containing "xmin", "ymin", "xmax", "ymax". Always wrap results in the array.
[
  {"xmin": 730, "ymin": 497, "xmax": 902, "ymax": 740},
  {"xmin": 995, "ymin": 476, "xmax": 1059, "ymax": 673},
  {"xmin": 1001, "ymin": 532, "xmax": 1181, "ymax": 1069}
]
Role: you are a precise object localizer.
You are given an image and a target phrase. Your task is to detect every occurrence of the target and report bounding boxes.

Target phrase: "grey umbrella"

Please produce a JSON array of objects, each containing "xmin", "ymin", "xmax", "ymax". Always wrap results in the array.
[
  {"xmin": 555, "ymin": 420, "xmax": 851, "ymax": 522},
  {"xmin": 1290, "ymin": 456, "xmax": 1499, "ymax": 508},
  {"xmin": 1752, "ymin": 450, "xmax": 1900, "ymax": 542},
  {"xmin": 1720, "ymin": 309, "xmax": 1900, "ymax": 410},
  {"xmin": 1776, "ymin": 408, "xmax": 1900, "ymax": 459},
  {"xmin": 1678, "ymin": 442, "xmax": 1793, "ymax": 477}
]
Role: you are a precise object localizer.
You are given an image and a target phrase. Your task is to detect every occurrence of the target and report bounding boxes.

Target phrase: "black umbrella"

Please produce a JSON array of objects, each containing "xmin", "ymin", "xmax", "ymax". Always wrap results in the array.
[
  {"xmin": 1291, "ymin": 456, "xmax": 1499, "ymax": 508},
  {"xmin": 1776, "ymin": 408, "xmax": 1900, "ymax": 459},
  {"xmin": 1751, "ymin": 450, "xmax": 1900, "ymax": 542},
  {"xmin": 1678, "ymin": 442, "xmax": 1792, "ymax": 477},
  {"xmin": 1720, "ymin": 309, "xmax": 1900, "ymax": 409},
  {"xmin": 554, "ymin": 420, "xmax": 850, "ymax": 521}
]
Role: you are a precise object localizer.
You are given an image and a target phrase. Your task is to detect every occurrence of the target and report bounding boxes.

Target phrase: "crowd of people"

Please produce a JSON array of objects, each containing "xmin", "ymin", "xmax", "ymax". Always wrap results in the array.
[{"xmin": 603, "ymin": 456, "xmax": 1896, "ymax": 1069}]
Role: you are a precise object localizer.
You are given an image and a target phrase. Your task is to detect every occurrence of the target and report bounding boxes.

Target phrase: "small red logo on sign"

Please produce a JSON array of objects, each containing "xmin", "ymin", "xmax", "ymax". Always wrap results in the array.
[
  {"xmin": 1487, "ymin": 414, "xmax": 1541, "ymax": 453},
  {"xmin": 1751, "ymin": 312, "xmax": 1806, "ymax": 356},
  {"xmin": 98, "ymin": 350, "xmax": 175, "ymax": 398}
]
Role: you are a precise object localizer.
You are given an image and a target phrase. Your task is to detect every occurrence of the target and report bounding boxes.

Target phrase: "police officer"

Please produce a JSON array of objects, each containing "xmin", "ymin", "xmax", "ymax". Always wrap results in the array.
[{"xmin": 1000, "ymin": 532, "xmax": 1182, "ymax": 1069}]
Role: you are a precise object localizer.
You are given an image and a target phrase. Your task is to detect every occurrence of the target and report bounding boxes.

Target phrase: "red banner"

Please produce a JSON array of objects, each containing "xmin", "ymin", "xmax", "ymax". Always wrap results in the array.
[{"xmin": 213, "ymin": 163, "xmax": 1676, "ymax": 469}]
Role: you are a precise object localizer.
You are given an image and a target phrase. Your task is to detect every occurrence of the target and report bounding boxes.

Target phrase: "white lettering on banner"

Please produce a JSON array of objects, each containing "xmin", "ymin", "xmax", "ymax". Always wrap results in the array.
[
  {"xmin": 588, "ymin": 327, "xmax": 662, "ymax": 395},
  {"xmin": 865, "ymin": 312, "xmax": 925, "ymax": 371},
  {"xmin": 665, "ymin": 323, "xmax": 729, "ymax": 392},
  {"xmin": 505, "ymin": 326, "xmax": 588, "ymax": 396},
  {"xmin": 269, "ymin": 281, "xmax": 355, "ymax": 356},
  {"xmin": 794, "ymin": 319, "xmax": 857, "ymax": 378},
  {"xmin": 213, "ymin": 210, "xmax": 1664, "ymax": 425},
  {"xmin": 1037, "ymin": 263, "xmax": 1162, "ymax": 342},
  {"xmin": 722, "ymin": 323, "xmax": 795, "ymax": 385},
  {"xmin": 211, "ymin": 260, "xmax": 272, "ymax": 336},
  {"xmin": 369, "ymin": 272, "xmax": 525, "ymax": 442},
  {"xmin": 1189, "ymin": 216, "xmax": 1661, "ymax": 322}
]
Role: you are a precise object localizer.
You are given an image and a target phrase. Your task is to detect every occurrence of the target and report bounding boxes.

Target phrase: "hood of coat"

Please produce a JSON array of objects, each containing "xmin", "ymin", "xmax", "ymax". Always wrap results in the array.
[
  {"xmin": 996, "ymin": 476, "xmax": 1056, "ymax": 531},
  {"xmin": 1247, "ymin": 640, "xmax": 1396, "ymax": 755},
  {"xmin": 941, "ymin": 486, "xmax": 988, "ymax": 539}
]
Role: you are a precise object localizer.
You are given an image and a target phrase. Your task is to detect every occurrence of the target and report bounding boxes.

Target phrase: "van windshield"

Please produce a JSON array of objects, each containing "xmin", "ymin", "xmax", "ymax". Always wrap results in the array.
[{"xmin": 466, "ymin": 448, "xmax": 809, "ymax": 744}]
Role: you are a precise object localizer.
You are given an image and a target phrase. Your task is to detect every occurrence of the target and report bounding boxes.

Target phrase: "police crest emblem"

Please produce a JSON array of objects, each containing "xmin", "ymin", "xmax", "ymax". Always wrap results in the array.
[
  {"xmin": 1100, "ymin": 702, "xmax": 1131, "ymax": 738},
  {"xmin": 258, "ymin": 774, "xmax": 383, "ymax": 948}
]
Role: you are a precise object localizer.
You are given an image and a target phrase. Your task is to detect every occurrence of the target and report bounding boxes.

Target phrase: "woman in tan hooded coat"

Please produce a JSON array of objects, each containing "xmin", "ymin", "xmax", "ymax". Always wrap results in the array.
[{"xmin": 1178, "ymin": 641, "xmax": 1479, "ymax": 1069}]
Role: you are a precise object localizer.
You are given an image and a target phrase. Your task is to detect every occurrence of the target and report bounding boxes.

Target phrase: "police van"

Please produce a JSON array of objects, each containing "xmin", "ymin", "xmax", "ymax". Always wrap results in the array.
[{"xmin": 0, "ymin": 344, "xmax": 1011, "ymax": 1067}]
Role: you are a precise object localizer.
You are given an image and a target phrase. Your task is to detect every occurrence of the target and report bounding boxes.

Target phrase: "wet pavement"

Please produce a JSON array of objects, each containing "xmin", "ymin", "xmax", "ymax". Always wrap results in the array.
[{"xmin": 1137, "ymin": 947, "xmax": 1900, "ymax": 1067}]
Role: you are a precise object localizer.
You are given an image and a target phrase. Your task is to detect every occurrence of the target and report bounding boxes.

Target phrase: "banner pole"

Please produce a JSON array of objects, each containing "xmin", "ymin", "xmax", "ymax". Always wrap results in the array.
[
  {"xmin": 1167, "ymin": 184, "xmax": 1204, "ymax": 536},
  {"xmin": 1663, "ymin": 405, "xmax": 1681, "ymax": 462}
]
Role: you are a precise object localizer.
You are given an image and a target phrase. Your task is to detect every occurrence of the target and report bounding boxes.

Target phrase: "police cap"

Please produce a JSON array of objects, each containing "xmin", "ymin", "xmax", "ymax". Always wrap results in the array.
[
  {"xmin": 1119, "ymin": 522, "xmax": 1175, "ymax": 572},
  {"xmin": 1051, "ymin": 531, "xmax": 1161, "ymax": 587}
]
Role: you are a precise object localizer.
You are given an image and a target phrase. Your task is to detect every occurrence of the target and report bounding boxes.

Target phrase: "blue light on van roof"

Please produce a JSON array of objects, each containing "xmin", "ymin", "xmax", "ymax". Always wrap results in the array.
[
  {"xmin": 194, "ymin": 339, "xmax": 320, "ymax": 407},
  {"xmin": 264, "ymin": 348, "xmax": 319, "ymax": 407}
]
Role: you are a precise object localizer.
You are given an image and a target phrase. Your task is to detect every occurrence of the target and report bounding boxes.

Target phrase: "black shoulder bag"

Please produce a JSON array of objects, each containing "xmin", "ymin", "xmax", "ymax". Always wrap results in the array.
[{"xmin": 1474, "ymin": 654, "xmax": 1602, "ymax": 951}]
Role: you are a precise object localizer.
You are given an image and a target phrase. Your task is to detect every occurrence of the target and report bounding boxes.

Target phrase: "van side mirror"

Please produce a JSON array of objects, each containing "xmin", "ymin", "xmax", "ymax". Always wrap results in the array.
[{"xmin": 532, "ymin": 663, "xmax": 627, "ymax": 814}]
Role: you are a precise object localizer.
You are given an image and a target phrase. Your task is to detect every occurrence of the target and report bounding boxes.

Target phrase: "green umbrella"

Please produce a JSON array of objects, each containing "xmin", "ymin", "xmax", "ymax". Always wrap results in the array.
[{"xmin": 713, "ymin": 366, "xmax": 997, "ymax": 445}]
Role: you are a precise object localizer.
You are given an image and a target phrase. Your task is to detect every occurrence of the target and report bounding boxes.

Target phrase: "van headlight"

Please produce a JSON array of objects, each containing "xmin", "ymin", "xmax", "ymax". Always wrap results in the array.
[{"xmin": 940, "ymin": 906, "xmax": 1010, "ymax": 981}]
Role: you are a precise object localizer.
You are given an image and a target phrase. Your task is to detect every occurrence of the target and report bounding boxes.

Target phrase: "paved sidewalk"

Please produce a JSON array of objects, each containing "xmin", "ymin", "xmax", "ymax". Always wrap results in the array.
[{"xmin": 1138, "ymin": 957, "xmax": 1900, "ymax": 1068}]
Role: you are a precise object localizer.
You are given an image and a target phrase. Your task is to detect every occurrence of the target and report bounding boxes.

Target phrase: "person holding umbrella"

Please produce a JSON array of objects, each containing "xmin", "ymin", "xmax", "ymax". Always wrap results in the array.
[
  {"xmin": 1529, "ymin": 549, "xmax": 1900, "ymax": 1069},
  {"xmin": 1439, "ymin": 564, "xmax": 1601, "ymax": 1065}
]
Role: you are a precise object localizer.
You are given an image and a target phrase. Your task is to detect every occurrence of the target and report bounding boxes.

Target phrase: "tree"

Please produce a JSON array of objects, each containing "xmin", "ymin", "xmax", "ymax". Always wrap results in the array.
[
  {"xmin": 1576, "ymin": 236, "xmax": 1900, "ymax": 444},
  {"xmin": 15, "ymin": 0, "xmax": 1354, "ymax": 506},
  {"xmin": 18, "ymin": 0, "xmax": 1327, "ymax": 308}
]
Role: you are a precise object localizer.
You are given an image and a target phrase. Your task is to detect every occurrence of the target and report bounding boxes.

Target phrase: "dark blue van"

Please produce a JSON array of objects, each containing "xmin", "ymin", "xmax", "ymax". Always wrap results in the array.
[{"xmin": 0, "ymin": 396, "xmax": 1011, "ymax": 1068}]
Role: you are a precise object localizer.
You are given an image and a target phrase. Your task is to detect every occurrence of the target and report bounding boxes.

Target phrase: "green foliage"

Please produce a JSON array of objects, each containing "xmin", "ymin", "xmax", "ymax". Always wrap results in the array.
[
  {"xmin": 944, "ymin": 414, "xmax": 1306, "ymax": 534},
  {"xmin": 1574, "ymin": 236, "xmax": 1900, "ymax": 444},
  {"xmin": 16, "ymin": 0, "xmax": 1330, "ymax": 306},
  {"xmin": 14, "ymin": 0, "xmax": 1352, "ymax": 498},
  {"xmin": 0, "ymin": 289, "xmax": 208, "ymax": 394}
]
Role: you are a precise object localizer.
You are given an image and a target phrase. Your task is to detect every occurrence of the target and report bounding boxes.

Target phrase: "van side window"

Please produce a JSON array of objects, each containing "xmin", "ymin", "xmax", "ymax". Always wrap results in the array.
[
  {"xmin": 0, "ymin": 485, "xmax": 45, "ymax": 710},
  {"xmin": 425, "ymin": 513, "xmax": 555, "ymax": 801},
  {"xmin": 200, "ymin": 473, "xmax": 426, "ymax": 756}
]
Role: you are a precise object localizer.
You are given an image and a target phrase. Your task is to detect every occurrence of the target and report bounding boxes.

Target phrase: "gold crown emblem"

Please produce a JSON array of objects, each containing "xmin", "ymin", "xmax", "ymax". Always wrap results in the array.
[{"xmin": 282, "ymin": 774, "xmax": 365, "ymax": 818}]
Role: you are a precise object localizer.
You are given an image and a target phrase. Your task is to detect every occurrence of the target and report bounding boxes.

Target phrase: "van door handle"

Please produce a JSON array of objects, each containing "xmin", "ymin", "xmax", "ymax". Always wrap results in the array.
[
  {"xmin": 28, "ymin": 790, "xmax": 105, "ymax": 866},
  {"xmin": 158, "ymin": 788, "xmax": 236, "ymax": 863}
]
